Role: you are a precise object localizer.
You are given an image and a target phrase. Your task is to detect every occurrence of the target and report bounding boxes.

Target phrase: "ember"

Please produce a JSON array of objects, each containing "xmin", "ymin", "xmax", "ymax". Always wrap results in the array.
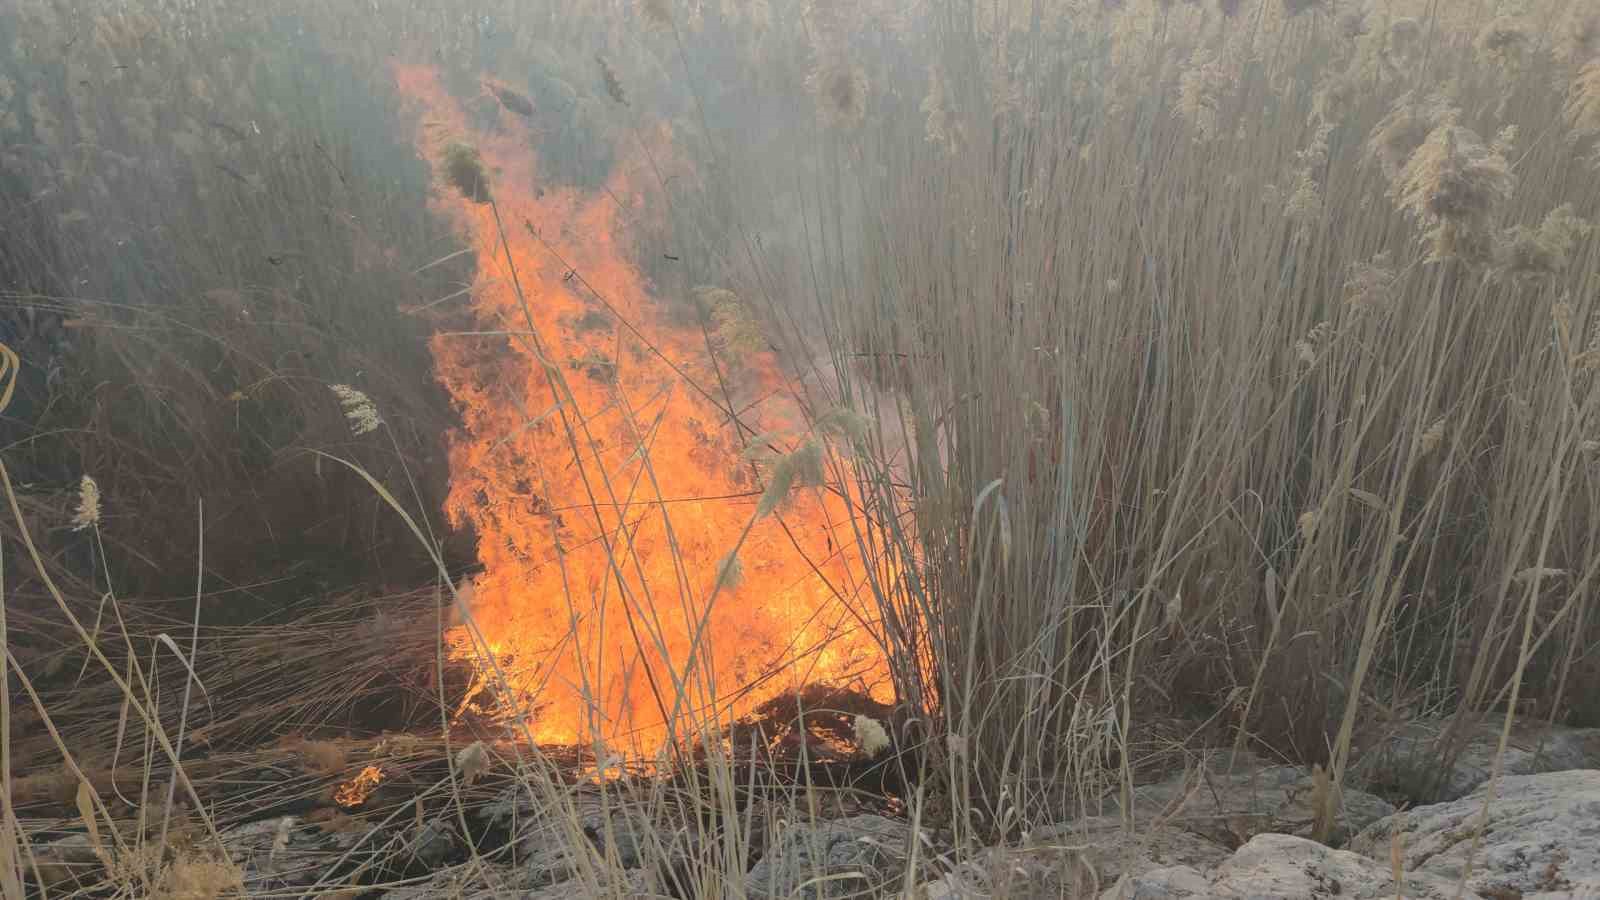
[
  {"xmin": 391, "ymin": 64, "xmax": 888, "ymax": 750},
  {"xmin": 334, "ymin": 765, "xmax": 384, "ymax": 808}
]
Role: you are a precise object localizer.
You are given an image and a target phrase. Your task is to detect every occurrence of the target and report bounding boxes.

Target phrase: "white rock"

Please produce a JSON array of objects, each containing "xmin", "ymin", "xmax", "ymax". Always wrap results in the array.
[
  {"xmin": 1045, "ymin": 817, "xmax": 1233, "ymax": 884},
  {"xmin": 917, "ymin": 838, "xmax": 1102, "ymax": 898},
  {"xmin": 1360, "ymin": 718, "xmax": 1600, "ymax": 802},
  {"xmin": 221, "ymin": 815, "xmax": 351, "ymax": 890},
  {"xmin": 1350, "ymin": 769, "xmax": 1600, "ymax": 899},
  {"xmin": 1099, "ymin": 864, "xmax": 1211, "ymax": 899},
  {"xmin": 383, "ymin": 862, "xmax": 667, "ymax": 899},
  {"xmin": 745, "ymin": 814, "xmax": 911, "ymax": 900},
  {"xmin": 1090, "ymin": 750, "xmax": 1396, "ymax": 847},
  {"xmin": 1101, "ymin": 834, "xmax": 1461, "ymax": 899}
]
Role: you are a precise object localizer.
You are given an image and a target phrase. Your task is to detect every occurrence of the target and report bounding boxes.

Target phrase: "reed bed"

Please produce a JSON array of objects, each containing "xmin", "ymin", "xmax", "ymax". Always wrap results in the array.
[{"xmin": 4, "ymin": 0, "xmax": 1600, "ymax": 897}]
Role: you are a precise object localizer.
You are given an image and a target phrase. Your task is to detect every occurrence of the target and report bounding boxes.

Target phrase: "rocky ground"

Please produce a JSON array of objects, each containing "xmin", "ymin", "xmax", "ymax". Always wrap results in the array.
[{"xmin": 33, "ymin": 718, "xmax": 1600, "ymax": 898}]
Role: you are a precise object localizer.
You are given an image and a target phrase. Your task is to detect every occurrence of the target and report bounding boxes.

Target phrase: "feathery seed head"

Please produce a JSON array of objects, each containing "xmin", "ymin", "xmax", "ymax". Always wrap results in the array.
[
  {"xmin": 1284, "ymin": 169, "xmax": 1323, "ymax": 229},
  {"xmin": 1177, "ymin": 50, "xmax": 1231, "ymax": 140},
  {"xmin": 1392, "ymin": 124, "xmax": 1514, "ymax": 264},
  {"xmin": 715, "ymin": 550, "xmax": 743, "ymax": 590},
  {"xmin": 1420, "ymin": 419, "xmax": 1446, "ymax": 455},
  {"xmin": 1500, "ymin": 205, "xmax": 1592, "ymax": 279},
  {"xmin": 71, "ymin": 474, "xmax": 101, "ymax": 531},
  {"xmin": 331, "ymin": 383, "xmax": 383, "ymax": 435},
  {"xmin": 1491, "ymin": 125, "xmax": 1518, "ymax": 158},
  {"xmin": 853, "ymin": 715, "xmax": 891, "ymax": 756},
  {"xmin": 756, "ymin": 440, "xmax": 824, "ymax": 518},
  {"xmin": 1295, "ymin": 339, "xmax": 1316, "ymax": 366},
  {"xmin": 1476, "ymin": 17, "xmax": 1530, "ymax": 67},
  {"xmin": 1345, "ymin": 252, "xmax": 1397, "ymax": 311},
  {"xmin": 1312, "ymin": 72, "xmax": 1361, "ymax": 124},
  {"xmin": 694, "ymin": 287, "xmax": 764, "ymax": 361},
  {"xmin": 814, "ymin": 406, "xmax": 873, "ymax": 445},
  {"xmin": 455, "ymin": 741, "xmax": 490, "ymax": 785},
  {"xmin": 1566, "ymin": 61, "xmax": 1600, "ymax": 141},
  {"xmin": 1368, "ymin": 93, "xmax": 1459, "ymax": 182}
]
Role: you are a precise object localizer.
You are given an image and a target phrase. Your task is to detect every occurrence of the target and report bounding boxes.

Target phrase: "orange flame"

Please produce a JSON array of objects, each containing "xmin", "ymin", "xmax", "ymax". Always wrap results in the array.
[
  {"xmin": 334, "ymin": 765, "xmax": 384, "ymax": 808},
  {"xmin": 391, "ymin": 64, "xmax": 888, "ymax": 749}
]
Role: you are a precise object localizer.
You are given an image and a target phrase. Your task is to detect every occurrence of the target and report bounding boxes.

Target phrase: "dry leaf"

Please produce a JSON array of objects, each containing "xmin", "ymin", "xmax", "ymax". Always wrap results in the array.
[{"xmin": 75, "ymin": 780, "xmax": 108, "ymax": 867}]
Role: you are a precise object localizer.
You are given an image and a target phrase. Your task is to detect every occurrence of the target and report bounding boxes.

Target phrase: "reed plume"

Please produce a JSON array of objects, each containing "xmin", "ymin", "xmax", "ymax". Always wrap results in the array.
[
  {"xmin": 1392, "ymin": 124, "xmax": 1514, "ymax": 264},
  {"xmin": 330, "ymin": 383, "xmax": 383, "ymax": 435},
  {"xmin": 1567, "ymin": 60, "xmax": 1600, "ymax": 142},
  {"xmin": 70, "ymin": 474, "xmax": 102, "ymax": 532}
]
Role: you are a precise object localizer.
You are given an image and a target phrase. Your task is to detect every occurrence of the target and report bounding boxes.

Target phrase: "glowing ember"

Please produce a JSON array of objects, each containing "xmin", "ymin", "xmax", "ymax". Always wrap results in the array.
[
  {"xmin": 392, "ymin": 65, "xmax": 888, "ymax": 749},
  {"xmin": 334, "ymin": 765, "xmax": 384, "ymax": 808}
]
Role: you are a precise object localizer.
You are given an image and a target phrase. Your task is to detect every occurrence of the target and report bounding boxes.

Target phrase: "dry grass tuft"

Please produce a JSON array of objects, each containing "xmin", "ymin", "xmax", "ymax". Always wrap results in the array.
[
  {"xmin": 288, "ymin": 738, "xmax": 349, "ymax": 775},
  {"xmin": 158, "ymin": 856, "xmax": 244, "ymax": 900}
]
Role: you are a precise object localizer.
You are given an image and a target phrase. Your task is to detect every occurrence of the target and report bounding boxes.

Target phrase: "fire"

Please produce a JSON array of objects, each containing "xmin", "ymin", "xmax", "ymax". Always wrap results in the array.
[
  {"xmin": 391, "ymin": 64, "xmax": 888, "ymax": 749},
  {"xmin": 334, "ymin": 765, "xmax": 384, "ymax": 808}
]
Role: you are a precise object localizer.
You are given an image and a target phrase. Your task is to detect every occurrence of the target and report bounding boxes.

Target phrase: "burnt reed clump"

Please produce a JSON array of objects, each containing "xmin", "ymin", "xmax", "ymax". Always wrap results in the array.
[{"xmin": 442, "ymin": 141, "xmax": 493, "ymax": 203}]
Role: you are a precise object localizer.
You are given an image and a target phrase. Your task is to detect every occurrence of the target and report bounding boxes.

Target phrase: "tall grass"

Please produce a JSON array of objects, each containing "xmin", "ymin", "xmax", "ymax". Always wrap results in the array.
[
  {"xmin": 715, "ymin": 0, "xmax": 1600, "ymax": 824},
  {"xmin": 0, "ymin": 0, "xmax": 470, "ymax": 603}
]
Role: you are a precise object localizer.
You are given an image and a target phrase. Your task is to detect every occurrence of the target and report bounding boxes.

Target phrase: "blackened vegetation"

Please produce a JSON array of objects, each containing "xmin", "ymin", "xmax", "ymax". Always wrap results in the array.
[
  {"xmin": 443, "ymin": 142, "xmax": 493, "ymax": 204},
  {"xmin": 488, "ymin": 81, "xmax": 535, "ymax": 118},
  {"xmin": 596, "ymin": 54, "xmax": 628, "ymax": 106},
  {"xmin": 700, "ymin": 685, "xmax": 911, "ymax": 800}
]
